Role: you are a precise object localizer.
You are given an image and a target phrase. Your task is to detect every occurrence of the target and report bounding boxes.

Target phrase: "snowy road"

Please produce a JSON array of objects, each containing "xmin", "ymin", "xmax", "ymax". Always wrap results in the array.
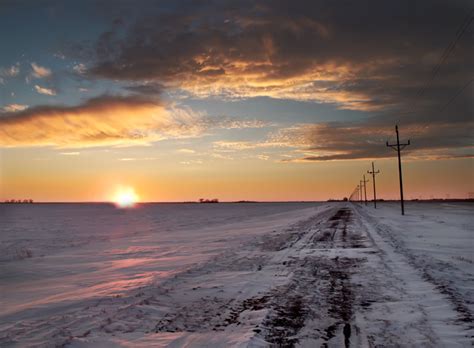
[{"xmin": 1, "ymin": 202, "xmax": 472, "ymax": 347}]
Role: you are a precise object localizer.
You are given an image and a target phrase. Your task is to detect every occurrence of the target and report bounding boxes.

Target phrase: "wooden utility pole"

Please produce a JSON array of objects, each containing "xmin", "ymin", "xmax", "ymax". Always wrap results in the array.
[
  {"xmin": 362, "ymin": 175, "xmax": 369, "ymax": 206},
  {"xmin": 386, "ymin": 125, "xmax": 410, "ymax": 215},
  {"xmin": 359, "ymin": 181, "xmax": 363, "ymax": 203},
  {"xmin": 368, "ymin": 162, "xmax": 380, "ymax": 208}
]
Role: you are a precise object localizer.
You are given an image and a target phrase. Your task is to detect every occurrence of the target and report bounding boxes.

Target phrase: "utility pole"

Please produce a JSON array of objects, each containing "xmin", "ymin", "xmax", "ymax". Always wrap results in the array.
[
  {"xmin": 362, "ymin": 175, "xmax": 369, "ymax": 206},
  {"xmin": 368, "ymin": 162, "xmax": 380, "ymax": 208},
  {"xmin": 359, "ymin": 181, "xmax": 363, "ymax": 203},
  {"xmin": 386, "ymin": 125, "xmax": 410, "ymax": 215}
]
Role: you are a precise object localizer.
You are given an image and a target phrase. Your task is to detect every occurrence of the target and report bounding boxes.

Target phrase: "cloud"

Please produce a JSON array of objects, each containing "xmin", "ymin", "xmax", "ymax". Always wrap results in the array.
[
  {"xmin": 82, "ymin": 0, "xmax": 471, "ymax": 115},
  {"xmin": 59, "ymin": 152, "xmax": 80, "ymax": 155},
  {"xmin": 211, "ymin": 116, "xmax": 473, "ymax": 161},
  {"xmin": 73, "ymin": 63, "xmax": 87, "ymax": 74},
  {"xmin": 0, "ymin": 63, "xmax": 20, "ymax": 84},
  {"xmin": 31, "ymin": 62, "xmax": 52, "ymax": 78},
  {"xmin": 34, "ymin": 85, "xmax": 57, "ymax": 96},
  {"xmin": 125, "ymin": 82, "xmax": 164, "ymax": 95},
  {"xmin": 0, "ymin": 95, "xmax": 206, "ymax": 148},
  {"xmin": 0, "ymin": 63, "xmax": 20, "ymax": 78},
  {"xmin": 1, "ymin": 104, "xmax": 28, "ymax": 112},
  {"xmin": 180, "ymin": 160, "xmax": 203, "ymax": 165},
  {"xmin": 54, "ymin": 52, "xmax": 66, "ymax": 60},
  {"xmin": 3, "ymin": 0, "xmax": 471, "ymax": 163},
  {"xmin": 177, "ymin": 148, "xmax": 196, "ymax": 154},
  {"xmin": 213, "ymin": 141, "xmax": 258, "ymax": 151},
  {"xmin": 218, "ymin": 118, "xmax": 270, "ymax": 129},
  {"xmin": 271, "ymin": 121, "xmax": 474, "ymax": 161},
  {"xmin": 213, "ymin": 140, "xmax": 287, "ymax": 150},
  {"xmin": 211, "ymin": 153, "xmax": 233, "ymax": 160},
  {"xmin": 0, "ymin": 92, "xmax": 273, "ymax": 148},
  {"xmin": 118, "ymin": 157, "xmax": 157, "ymax": 161}
]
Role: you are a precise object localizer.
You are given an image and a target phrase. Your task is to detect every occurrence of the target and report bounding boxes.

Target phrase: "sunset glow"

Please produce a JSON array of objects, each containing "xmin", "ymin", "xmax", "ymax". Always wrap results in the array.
[{"xmin": 0, "ymin": 0, "xmax": 472, "ymax": 202}]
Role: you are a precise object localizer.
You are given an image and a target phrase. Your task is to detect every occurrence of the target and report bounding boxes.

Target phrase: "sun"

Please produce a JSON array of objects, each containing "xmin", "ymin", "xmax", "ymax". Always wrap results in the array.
[{"xmin": 113, "ymin": 187, "xmax": 139, "ymax": 208}]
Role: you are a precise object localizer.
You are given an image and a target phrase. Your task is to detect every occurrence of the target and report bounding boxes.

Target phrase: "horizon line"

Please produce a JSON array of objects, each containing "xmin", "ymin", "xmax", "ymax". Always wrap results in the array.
[{"xmin": 1, "ymin": 198, "xmax": 473, "ymax": 204}]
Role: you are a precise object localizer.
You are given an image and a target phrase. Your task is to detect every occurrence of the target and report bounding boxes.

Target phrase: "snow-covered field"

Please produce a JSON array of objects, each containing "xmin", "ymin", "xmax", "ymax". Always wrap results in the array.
[{"xmin": 0, "ymin": 202, "xmax": 472, "ymax": 347}]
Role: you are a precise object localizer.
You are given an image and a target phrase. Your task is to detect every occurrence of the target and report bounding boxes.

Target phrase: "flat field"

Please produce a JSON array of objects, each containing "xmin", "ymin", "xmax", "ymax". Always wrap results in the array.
[{"xmin": 0, "ymin": 202, "xmax": 472, "ymax": 347}]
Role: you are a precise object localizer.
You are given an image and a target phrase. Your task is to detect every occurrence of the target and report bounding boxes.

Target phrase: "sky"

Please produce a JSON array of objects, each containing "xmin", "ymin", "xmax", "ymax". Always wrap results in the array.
[{"xmin": 0, "ymin": 0, "xmax": 473, "ymax": 202}]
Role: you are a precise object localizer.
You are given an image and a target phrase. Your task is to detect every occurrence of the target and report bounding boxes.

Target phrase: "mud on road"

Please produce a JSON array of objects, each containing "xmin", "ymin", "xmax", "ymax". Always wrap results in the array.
[{"xmin": 257, "ymin": 207, "xmax": 373, "ymax": 347}]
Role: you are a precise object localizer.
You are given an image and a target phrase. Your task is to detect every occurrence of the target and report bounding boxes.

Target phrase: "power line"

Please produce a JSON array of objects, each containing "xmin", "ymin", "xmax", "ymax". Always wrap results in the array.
[
  {"xmin": 416, "ymin": 9, "xmax": 473, "ymax": 99},
  {"xmin": 400, "ymin": 9, "xmax": 474, "ymax": 124},
  {"xmin": 439, "ymin": 77, "xmax": 474, "ymax": 112},
  {"xmin": 348, "ymin": 185, "xmax": 359, "ymax": 202}
]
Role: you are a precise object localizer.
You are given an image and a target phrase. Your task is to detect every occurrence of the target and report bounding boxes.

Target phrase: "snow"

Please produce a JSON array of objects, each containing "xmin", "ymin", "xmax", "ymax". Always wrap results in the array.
[
  {"xmin": 356, "ymin": 202, "xmax": 474, "ymax": 326},
  {"xmin": 0, "ymin": 202, "xmax": 472, "ymax": 347}
]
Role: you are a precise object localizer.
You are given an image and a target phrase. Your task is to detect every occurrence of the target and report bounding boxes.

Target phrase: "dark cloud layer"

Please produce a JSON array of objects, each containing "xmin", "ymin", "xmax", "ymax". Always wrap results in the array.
[
  {"xmin": 271, "ymin": 121, "xmax": 473, "ymax": 161},
  {"xmin": 81, "ymin": 0, "xmax": 473, "ymax": 161},
  {"xmin": 86, "ymin": 0, "xmax": 472, "ymax": 115}
]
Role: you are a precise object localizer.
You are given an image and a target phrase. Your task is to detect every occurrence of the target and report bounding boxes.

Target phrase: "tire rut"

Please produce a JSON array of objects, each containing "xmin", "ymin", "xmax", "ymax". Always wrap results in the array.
[{"xmin": 258, "ymin": 206, "xmax": 369, "ymax": 347}]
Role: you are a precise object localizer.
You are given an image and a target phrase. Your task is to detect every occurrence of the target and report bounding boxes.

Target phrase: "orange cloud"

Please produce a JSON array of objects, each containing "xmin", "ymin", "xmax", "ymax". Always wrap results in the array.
[
  {"xmin": 31, "ymin": 63, "xmax": 52, "ymax": 78},
  {"xmin": 0, "ymin": 96, "xmax": 269, "ymax": 148},
  {"xmin": 0, "ymin": 96, "xmax": 204, "ymax": 148},
  {"xmin": 170, "ymin": 60, "xmax": 391, "ymax": 111},
  {"xmin": 34, "ymin": 85, "xmax": 56, "ymax": 96},
  {"xmin": 2, "ymin": 104, "xmax": 28, "ymax": 112}
]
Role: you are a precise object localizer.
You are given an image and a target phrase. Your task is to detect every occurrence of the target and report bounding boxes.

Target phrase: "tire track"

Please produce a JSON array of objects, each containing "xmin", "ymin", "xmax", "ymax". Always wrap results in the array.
[{"xmin": 258, "ymin": 206, "xmax": 370, "ymax": 347}]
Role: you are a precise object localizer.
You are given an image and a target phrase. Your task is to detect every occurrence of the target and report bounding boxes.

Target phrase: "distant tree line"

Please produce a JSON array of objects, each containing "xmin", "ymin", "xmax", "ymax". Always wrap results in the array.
[
  {"xmin": 3, "ymin": 199, "xmax": 34, "ymax": 204},
  {"xmin": 199, "ymin": 198, "xmax": 219, "ymax": 203}
]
